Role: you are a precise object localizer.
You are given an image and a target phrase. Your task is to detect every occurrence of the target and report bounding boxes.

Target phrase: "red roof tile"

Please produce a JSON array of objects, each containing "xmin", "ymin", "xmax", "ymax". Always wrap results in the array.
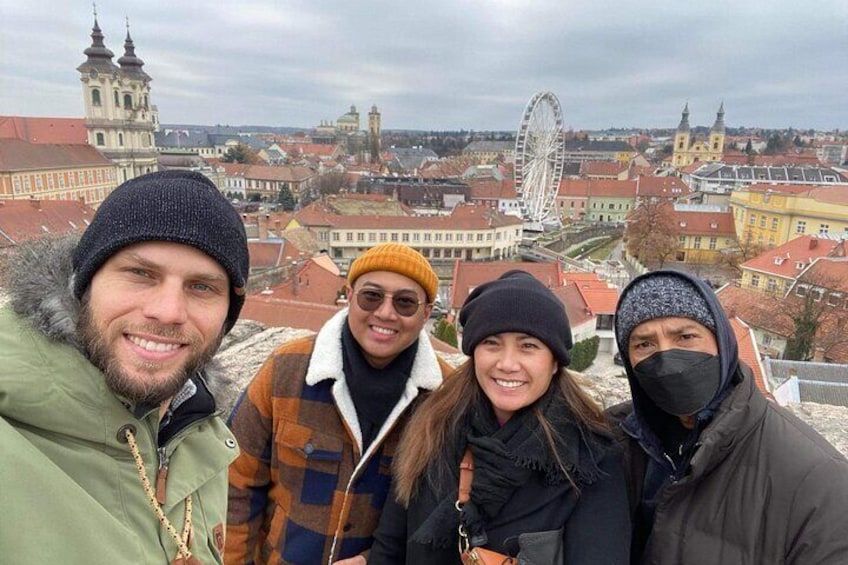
[
  {"xmin": 0, "ymin": 139, "xmax": 112, "ymax": 171},
  {"xmin": 0, "ymin": 199, "xmax": 95, "ymax": 247},
  {"xmin": 742, "ymin": 235, "xmax": 840, "ymax": 279},
  {"xmin": 0, "ymin": 116, "xmax": 88, "ymax": 144},
  {"xmin": 671, "ymin": 209, "xmax": 736, "ymax": 236},
  {"xmin": 450, "ymin": 261, "xmax": 563, "ymax": 309},
  {"xmin": 729, "ymin": 317, "xmax": 769, "ymax": 395}
]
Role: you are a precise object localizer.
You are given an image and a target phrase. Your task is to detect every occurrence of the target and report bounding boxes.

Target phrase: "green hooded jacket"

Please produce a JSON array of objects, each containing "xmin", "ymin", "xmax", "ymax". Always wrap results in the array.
[{"xmin": 0, "ymin": 237, "xmax": 238, "ymax": 564}]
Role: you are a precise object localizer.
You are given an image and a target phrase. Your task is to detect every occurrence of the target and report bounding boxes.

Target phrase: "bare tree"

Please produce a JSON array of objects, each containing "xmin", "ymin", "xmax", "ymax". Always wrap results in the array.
[
  {"xmin": 625, "ymin": 199, "xmax": 679, "ymax": 268},
  {"xmin": 783, "ymin": 265, "xmax": 846, "ymax": 361}
]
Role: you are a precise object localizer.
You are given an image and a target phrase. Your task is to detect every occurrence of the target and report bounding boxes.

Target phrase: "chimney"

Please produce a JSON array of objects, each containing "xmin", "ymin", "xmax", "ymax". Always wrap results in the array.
[{"xmin": 809, "ymin": 238, "xmax": 818, "ymax": 249}]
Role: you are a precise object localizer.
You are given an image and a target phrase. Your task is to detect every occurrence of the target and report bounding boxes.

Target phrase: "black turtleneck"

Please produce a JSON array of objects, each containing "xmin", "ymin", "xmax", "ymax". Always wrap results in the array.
[{"xmin": 341, "ymin": 319, "xmax": 417, "ymax": 452}]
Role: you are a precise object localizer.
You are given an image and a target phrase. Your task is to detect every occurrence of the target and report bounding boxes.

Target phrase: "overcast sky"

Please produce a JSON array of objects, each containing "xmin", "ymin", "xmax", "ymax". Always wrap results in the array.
[{"xmin": 2, "ymin": 0, "xmax": 847, "ymax": 132}]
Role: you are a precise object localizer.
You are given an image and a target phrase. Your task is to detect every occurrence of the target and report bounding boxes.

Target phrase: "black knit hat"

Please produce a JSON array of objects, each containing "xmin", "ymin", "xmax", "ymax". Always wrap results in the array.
[
  {"xmin": 615, "ymin": 270, "xmax": 717, "ymax": 349},
  {"xmin": 459, "ymin": 270, "xmax": 573, "ymax": 366},
  {"xmin": 72, "ymin": 170, "xmax": 249, "ymax": 333}
]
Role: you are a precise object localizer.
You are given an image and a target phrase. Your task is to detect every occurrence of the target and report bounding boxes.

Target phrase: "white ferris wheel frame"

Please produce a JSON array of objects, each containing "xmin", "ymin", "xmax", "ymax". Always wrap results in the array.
[{"xmin": 514, "ymin": 91, "xmax": 565, "ymax": 228}]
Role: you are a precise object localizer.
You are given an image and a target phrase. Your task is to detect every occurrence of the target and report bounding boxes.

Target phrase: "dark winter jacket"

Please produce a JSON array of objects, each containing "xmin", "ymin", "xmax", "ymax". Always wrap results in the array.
[
  {"xmin": 368, "ymin": 393, "xmax": 631, "ymax": 565},
  {"xmin": 615, "ymin": 270, "xmax": 848, "ymax": 564}
]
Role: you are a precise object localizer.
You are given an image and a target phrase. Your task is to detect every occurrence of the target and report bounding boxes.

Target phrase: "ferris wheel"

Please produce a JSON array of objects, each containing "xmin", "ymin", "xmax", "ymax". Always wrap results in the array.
[{"xmin": 514, "ymin": 92, "xmax": 565, "ymax": 230}]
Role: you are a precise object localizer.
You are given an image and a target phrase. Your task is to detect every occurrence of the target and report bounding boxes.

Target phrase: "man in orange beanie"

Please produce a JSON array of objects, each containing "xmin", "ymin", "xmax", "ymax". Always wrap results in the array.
[{"xmin": 227, "ymin": 244, "xmax": 454, "ymax": 565}]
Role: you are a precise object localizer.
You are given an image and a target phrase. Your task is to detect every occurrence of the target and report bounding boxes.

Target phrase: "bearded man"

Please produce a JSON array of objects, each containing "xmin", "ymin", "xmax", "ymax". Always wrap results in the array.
[{"xmin": 0, "ymin": 170, "xmax": 250, "ymax": 564}]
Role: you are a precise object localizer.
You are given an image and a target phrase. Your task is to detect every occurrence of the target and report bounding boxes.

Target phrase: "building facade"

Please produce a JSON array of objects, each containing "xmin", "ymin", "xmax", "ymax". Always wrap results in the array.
[{"xmin": 671, "ymin": 103, "xmax": 725, "ymax": 168}]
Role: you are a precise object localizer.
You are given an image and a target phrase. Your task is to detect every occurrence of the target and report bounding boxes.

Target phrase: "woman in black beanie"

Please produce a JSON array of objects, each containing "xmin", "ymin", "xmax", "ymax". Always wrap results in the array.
[{"xmin": 369, "ymin": 271, "xmax": 630, "ymax": 564}]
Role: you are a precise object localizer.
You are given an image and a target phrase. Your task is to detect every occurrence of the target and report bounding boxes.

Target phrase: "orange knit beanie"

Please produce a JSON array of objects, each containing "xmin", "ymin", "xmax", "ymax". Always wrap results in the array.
[{"xmin": 347, "ymin": 243, "xmax": 439, "ymax": 302}]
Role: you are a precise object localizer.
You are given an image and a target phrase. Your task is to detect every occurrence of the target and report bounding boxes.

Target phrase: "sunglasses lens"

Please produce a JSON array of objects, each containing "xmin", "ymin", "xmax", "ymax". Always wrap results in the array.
[
  {"xmin": 356, "ymin": 289, "xmax": 385, "ymax": 311},
  {"xmin": 392, "ymin": 293, "xmax": 420, "ymax": 317}
]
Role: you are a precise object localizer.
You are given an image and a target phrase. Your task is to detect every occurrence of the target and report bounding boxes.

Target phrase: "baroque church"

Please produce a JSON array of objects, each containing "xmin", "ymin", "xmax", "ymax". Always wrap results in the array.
[
  {"xmin": 671, "ymin": 103, "xmax": 726, "ymax": 168},
  {"xmin": 77, "ymin": 13, "xmax": 159, "ymax": 182}
]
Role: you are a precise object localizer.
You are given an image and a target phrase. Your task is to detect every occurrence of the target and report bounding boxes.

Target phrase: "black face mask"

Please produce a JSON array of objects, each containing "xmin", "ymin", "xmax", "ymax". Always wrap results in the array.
[{"xmin": 632, "ymin": 349, "xmax": 721, "ymax": 416}]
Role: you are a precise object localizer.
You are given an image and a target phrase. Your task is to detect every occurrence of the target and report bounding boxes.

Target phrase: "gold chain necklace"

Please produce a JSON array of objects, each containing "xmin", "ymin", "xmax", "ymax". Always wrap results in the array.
[{"xmin": 124, "ymin": 428, "xmax": 201, "ymax": 564}]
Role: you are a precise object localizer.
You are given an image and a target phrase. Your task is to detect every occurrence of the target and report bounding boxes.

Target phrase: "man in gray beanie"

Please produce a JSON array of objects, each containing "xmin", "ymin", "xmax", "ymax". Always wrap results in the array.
[
  {"xmin": 0, "ymin": 170, "xmax": 249, "ymax": 564},
  {"xmin": 613, "ymin": 269, "xmax": 848, "ymax": 564}
]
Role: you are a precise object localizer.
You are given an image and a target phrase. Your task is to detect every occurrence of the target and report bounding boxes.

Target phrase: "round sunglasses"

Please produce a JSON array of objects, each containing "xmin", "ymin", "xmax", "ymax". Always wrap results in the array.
[{"xmin": 354, "ymin": 288, "xmax": 425, "ymax": 317}]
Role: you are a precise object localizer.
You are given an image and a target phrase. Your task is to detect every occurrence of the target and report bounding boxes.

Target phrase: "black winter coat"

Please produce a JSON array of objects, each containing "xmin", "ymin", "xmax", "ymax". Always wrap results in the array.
[{"xmin": 368, "ymin": 416, "xmax": 630, "ymax": 565}]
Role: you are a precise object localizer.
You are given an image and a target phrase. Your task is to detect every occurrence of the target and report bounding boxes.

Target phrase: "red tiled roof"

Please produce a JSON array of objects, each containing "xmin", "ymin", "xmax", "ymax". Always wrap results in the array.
[
  {"xmin": 255, "ymin": 259, "xmax": 347, "ymax": 305},
  {"xmin": 798, "ymin": 256, "xmax": 848, "ymax": 294},
  {"xmin": 466, "ymin": 178, "xmax": 516, "ymax": 199},
  {"xmin": 742, "ymin": 235, "xmax": 840, "ymax": 279},
  {"xmin": 716, "ymin": 285, "xmax": 794, "ymax": 338},
  {"xmin": 240, "ymin": 296, "xmax": 343, "ymax": 331},
  {"xmin": 554, "ymin": 283, "xmax": 594, "ymax": 328},
  {"xmin": 729, "ymin": 317, "xmax": 769, "ymax": 395},
  {"xmin": 636, "ymin": 175, "xmax": 693, "ymax": 198},
  {"xmin": 0, "ymin": 199, "xmax": 95, "ymax": 247},
  {"xmin": 449, "ymin": 261, "xmax": 563, "ymax": 309},
  {"xmin": 558, "ymin": 178, "xmax": 637, "ymax": 198},
  {"xmin": 0, "ymin": 139, "xmax": 112, "ymax": 171},
  {"xmin": 580, "ymin": 161, "xmax": 626, "ymax": 177},
  {"xmin": 671, "ymin": 209, "xmax": 736, "ymax": 236},
  {"xmin": 295, "ymin": 202, "xmax": 523, "ymax": 231},
  {"xmin": 0, "ymin": 116, "xmax": 88, "ymax": 144},
  {"xmin": 573, "ymin": 281, "xmax": 620, "ymax": 315}
]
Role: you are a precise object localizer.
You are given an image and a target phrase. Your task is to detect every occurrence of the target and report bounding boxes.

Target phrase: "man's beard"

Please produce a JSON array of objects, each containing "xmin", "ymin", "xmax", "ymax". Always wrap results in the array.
[{"xmin": 77, "ymin": 298, "xmax": 224, "ymax": 407}]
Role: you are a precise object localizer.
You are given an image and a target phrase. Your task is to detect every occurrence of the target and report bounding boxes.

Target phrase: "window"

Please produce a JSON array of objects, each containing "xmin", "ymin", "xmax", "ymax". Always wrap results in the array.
[
  {"xmin": 402, "ymin": 233, "xmax": 409, "ymax": 242},
  {"xmin": 811, "ymin": 288, "xmax": 824, "ymax": 302},
  {"xmin": 332, "ymin": 232, "xmax": 339, "ymax": 242},
  {"xmin": 446, "ymin": 233, "xmax": 452, "ymax": 241},
  {"xmin": 749, "ymin": 214, "xmax": 757, "ymax": 226},
  {"xmin": 693, "ymin": 236, "xmax": 702, "ymax": 249},
  {"xmin": 796, "ymin": 284, "xmax": 808, "ymax": 297},
  {"xmin": 357, "ymin": 232, "xmax": 364, "ymax": 242},
  {"xmin": 35, "ymin": 176, "xmax": 43, "ymax": 189},
  {"xmin": 346, "ymin": 232, "xmax": 353, "ymax": 241},
  {"xmin": 826, "ymin": 293, "xmax": 841, "ymax": 307},
  {"xmin": 457, "ymin": 233, "xmax": 464, "ymax": 242},
  {"xmin": 486, "ymin": 233, "xmax": 492, "ymax": 241},
  {"xmin": 796, "ymin": 221, "xmax": 806, "ymax": 234},
  {"xmin": 771, "ymin": 218, "xmax": 778, "ymax": 231},
  {"xmin": 379, "ymin": 232, "xmax": 387, "ymax": 242},
  {"xmin": 96, "ymin": 132, "xmax": 105, "ymax": 146},
  {"xmin": 759, "ymin": 216, "xmax": 766, "ymax": 228},
  {"xmin": 750, "ymin": 274, "xmax": 760, "ymax": 288},
  {"xmin": 123, "ymin": 94, "xmax": 133, "ymax": 109},
  {"xmin": 435, "ymin": 233, "xmax": 442, "ymax": 242},
  {"xmin": 91, "ymin": 88, "xmax": 101, "ymax": 106},
  {"xmin": 424, "ymin": 233, "xmax": 431, "ymax": 242},
  {"xmin": 679, "ymin": 235, "xmax": 686, "ymax": 246},
  {"xmin": 766, "ymin": 279, "xmax": 777, "ymax": 293},
  {"xmin": 114, "ymin": 90, "xmax": 120, "ymax": 105},
  {"xmin": 476, "ymin": 233, "xmax": 484, "ymax": 242},
  {"xmin": 391, "ymin": 233, "xmax": 398, "ymax": 242},
  {"xmin": 413, "ymin": 233, "xmax": 420, "ymax": 242},
  {"xmin": 368, "ymin": 233, "xmax": 376, "ymax": 242},
  {"xmin": 709, "ymin": 237, "xmax": 717, "ymax": 250},
  {"xmin": 819, "ymin": 224, "xmax": 830, "ymax": 235}
]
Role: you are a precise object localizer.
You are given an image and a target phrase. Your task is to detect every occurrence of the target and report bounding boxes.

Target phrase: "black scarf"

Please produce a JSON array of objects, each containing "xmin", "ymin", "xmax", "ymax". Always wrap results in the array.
[
  {"xmin": 341, "ymin": 319, "xmax": 416, "ymax": 451},
  {"xmin": 410, "ymin": 386, "xmax": 603, "ymax": 548}
]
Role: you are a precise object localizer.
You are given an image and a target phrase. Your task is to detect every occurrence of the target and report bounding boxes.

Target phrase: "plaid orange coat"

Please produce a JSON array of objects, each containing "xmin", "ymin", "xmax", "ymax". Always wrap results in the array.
[{"xmin": 226, "ymin": 310, "xmax": 452, "ymax": 564}]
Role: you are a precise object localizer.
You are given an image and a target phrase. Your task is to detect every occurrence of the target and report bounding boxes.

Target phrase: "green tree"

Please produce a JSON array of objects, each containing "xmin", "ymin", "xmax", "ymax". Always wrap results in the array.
[
  {"xmin": 277, "ymin": 186, "xmax": 295, "ymax": 211},
  {"xmin": 569, "ymin": 336, "xmax": 600, "ymax": 372},
  {"xmin": 221, "ymin": 143, "xmax": 259, "ymax": 164},
  {"xmin": 432, "ymin": 318, "xmax": 458, "ymax": 348}
]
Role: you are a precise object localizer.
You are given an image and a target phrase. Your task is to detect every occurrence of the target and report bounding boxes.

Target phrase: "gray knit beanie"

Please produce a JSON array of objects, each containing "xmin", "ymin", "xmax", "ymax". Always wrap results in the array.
[
  {"xmin": 615, "ymin": 271, "xmax": 716, "ymax": 349},
  {"xmin": 72, "ymin": 170, "xmax": 249, "ymax": 333},
  {"xmin": 459, "ymin": 270, "xmax": 573, "ymax": 366}
]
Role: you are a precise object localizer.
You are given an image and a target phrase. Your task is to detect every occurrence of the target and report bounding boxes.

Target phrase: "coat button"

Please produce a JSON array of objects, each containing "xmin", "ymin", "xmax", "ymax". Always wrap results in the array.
[{"xmin": 225, "ymin": 438, "xmax": 237, "ymax": 448}]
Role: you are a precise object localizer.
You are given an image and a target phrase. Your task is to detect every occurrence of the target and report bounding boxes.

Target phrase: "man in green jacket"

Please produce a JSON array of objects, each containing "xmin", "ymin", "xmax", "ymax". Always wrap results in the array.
[
  {"xmin": 614, "ymin": 269, "xmax": 848, "ymax": 564},
  {"xmin": 0, "ymin": 171, "xmax": 250, "ymax": 564}
]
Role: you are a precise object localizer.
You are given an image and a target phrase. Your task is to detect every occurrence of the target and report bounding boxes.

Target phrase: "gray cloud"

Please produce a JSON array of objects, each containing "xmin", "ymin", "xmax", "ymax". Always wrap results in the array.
[{"xmin": 1, "ymin": 0, "xmax": 846, "ymax": 130}]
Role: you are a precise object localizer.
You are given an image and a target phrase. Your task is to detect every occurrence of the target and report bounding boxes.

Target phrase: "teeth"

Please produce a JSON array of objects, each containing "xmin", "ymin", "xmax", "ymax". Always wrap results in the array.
[
  {"xmin": 494, "ymin": 379, "xmax": 524, "ymax": 389},
  {"xmin": 372, "ymin": 326, "xmax": 397, "ymax": 335},
  {"xmin": 128, "ymin": 335, "xmax": 181, "ymax": 352}
]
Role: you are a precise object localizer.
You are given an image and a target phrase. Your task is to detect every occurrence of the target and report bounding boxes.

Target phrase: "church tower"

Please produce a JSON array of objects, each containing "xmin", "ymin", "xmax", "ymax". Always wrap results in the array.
[
  {"xmin": 672, "ymin": 103, "xmax": 691, "ymax": 168},
  {"xmin": 368, "ymin": 104, "xmax": 382, "ymax": 163},
  {"xmin": 708, "ymin": 102, "xmax": 726, "ymax": 159},
  {"xmin": 78, "ymin": 12, "xmax": 158, "ymax": 183}
]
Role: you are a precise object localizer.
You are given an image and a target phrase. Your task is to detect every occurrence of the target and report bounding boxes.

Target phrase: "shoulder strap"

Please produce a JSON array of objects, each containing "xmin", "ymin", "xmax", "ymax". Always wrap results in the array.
[{"xmin": 458, "ymin": 448, "xmax": 474, "ymax": 505}]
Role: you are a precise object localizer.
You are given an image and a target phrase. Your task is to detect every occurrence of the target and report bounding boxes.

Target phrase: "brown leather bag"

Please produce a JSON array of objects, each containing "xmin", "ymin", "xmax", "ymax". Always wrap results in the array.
[{"xmin": 457, "ymin": 449, "xmax": 517, "ymax": 565}]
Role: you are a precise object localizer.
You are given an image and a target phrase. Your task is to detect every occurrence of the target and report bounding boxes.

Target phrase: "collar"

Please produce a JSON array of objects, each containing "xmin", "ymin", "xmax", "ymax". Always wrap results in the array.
[{"xmin": 304, "ymin": 308, "xmax": 442, "ymax": 392}]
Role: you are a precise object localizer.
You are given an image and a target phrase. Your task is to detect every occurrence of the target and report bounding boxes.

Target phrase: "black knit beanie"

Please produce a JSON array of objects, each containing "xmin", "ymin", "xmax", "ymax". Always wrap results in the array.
[
  {"xmin": 459, "ymin": 270, "xmax": 573, "ymax": 366},
  {"xmin": 72, "ymin": 170, "xmax": 249, "ymax": 333},
  {"xmin": 615, "ymin": 270, "xmax": 716, "ymax": 349}
]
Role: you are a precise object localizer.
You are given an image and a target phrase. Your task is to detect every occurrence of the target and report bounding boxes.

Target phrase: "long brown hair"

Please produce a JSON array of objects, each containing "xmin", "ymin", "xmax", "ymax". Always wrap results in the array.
[{"xmin": 392, "ymin": 359, "xmax": 610, "ymax": 506}]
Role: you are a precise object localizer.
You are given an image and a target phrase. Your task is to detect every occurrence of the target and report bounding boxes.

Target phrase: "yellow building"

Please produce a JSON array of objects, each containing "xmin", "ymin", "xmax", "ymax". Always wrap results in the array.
[
  {"xmin": 672, "ymin": 103, "xmax": 725, "ymax": 168},
  {"xmin": 730, "ymin": 184, "xmax": 848, "ymax": 248},
  {"xmin": 672, "ymin": 206, "xmax": 738, "ymax": 264}
]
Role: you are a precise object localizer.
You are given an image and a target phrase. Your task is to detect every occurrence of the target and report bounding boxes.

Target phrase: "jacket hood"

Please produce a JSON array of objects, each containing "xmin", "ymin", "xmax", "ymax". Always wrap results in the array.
[
  {"xmin": 4, "ymin": 235, "xmax": 230, "ymax": 406},
  {"xmin": 616, "ymin": 270, "xmax": 739, "ymax": 443}
]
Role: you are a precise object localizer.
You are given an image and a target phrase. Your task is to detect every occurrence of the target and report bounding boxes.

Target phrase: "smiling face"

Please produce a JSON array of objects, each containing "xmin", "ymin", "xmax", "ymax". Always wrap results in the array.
[
  {"xmin": 78, "ymin": 241, "xmax": 230, "ymax": 407},
  {"xmin": 473, "ymin": 332, "xmax": 558, "ymax": 423},
  {"xmin": 346, "ymin": 270, "xmax": 432, "ymax": 369}
]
